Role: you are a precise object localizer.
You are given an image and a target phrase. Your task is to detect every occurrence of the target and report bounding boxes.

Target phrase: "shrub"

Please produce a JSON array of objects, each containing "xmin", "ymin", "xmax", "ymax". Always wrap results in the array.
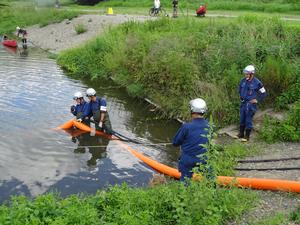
[
  {"xmin": 260, "ymin": 101, "xmax": 300, "ymax": 143},
  {"xmin": 74, "ymin": 23, "xmax": 87, "ymax": 34},
  {"xmin": 260, "ymin": 57, "xmax": 295, "ymax": 102}
]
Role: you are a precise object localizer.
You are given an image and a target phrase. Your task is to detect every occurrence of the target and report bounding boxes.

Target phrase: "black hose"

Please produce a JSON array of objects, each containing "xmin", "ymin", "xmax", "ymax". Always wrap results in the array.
[
  {"xmin": 237, "ymin": 157, "xmax": 300, "ymax": 163},
  {"xmin": 89, "ymin": 119, "xmax": 169, "ymax": 148},
  {"xmin": 111, "ymin": 131, "xmax": 143, "ymax": 145},
  {"xmin": 235, "ymin": 167, "xmax": 300, "ymax": 171}
]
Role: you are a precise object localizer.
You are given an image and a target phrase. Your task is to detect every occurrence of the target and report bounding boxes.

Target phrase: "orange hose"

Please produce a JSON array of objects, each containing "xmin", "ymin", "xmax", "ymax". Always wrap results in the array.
[
  {"xmin": 56, "ymin": 120, "xmax": 300, "ymax": 193},
  {"xmin": 54, "ymin": 119, "xmax": 74, "ymax": 130}
]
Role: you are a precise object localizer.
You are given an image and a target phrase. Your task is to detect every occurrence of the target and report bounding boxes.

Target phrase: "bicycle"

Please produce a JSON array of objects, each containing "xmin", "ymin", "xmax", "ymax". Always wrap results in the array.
[{"xmin": 149, "ymin": 6, "xmax": 168, "ymax": 17}]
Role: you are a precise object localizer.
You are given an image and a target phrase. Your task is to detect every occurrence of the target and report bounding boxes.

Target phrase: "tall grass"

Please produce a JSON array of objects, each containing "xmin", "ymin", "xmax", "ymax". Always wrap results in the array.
[
  {"xmin": 0, "ymin": 182, "xmax": 256, "ymax": 225},
  {"xmin": 58, "ymin": 16, "xmax": 300, "ymax": 126}
]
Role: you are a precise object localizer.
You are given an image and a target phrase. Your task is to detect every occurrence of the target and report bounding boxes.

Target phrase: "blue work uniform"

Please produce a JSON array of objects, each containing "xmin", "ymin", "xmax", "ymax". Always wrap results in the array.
[
  {"xmin": 239, "ymin": 77, "xmax": 266, "ymax": 129},
  {"xmin": 172, "ymin": 118, "xmax": 209, "ymax": 181},
  {"xmin": 82, "ymin": 97, "xmax": 112, "ymax": 133},
  {"xmin": 71, "ymin": 100, "xmax": 88, "ymax": 119}
]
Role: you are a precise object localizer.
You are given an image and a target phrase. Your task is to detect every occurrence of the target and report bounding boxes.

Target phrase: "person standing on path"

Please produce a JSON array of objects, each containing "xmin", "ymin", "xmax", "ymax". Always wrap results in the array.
[
  {"xmin": 235, "ymin": 65, "xmax": 267, "ymax": 142},
  {"xmin": 172, "ymin": 98, "xmax": 209, "ymax": 181},
  {"xmin": 172, "ymin": 0, "xmax": 178, "ymax": 18}
]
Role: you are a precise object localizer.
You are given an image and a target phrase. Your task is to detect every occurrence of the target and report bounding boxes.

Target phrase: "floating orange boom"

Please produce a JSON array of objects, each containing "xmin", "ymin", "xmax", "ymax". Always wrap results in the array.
[{"xmin": 55, "ymin": 120, "xmax": 300, "ymax": 193}]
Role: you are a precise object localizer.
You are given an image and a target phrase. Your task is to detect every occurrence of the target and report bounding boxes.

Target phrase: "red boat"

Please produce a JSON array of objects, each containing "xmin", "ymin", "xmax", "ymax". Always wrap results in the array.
[{"xmin": 2, "ymin": 39, "xmax": 18, "ymax": 48}]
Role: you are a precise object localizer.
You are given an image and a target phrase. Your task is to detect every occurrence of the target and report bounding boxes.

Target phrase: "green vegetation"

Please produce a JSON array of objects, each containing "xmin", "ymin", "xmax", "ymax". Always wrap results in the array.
[
  {"xmin": 96, "ymin": 0, "xmax": 300, "ymax": 14},
  {"xmin": 74, "ymin": 23, "xmax": 87, "ymax": 34},
  {"xmin": 250, "ymin": 203, "xmax": 300, "ymax": 225},
  {"xmin": 0, "ymin": 182, "xmax": 256, "ymax": 225},
  {"xmin": 290, "ymin": 204, "xmax": 300, "ymax": 224},
  {"xmin": 58, "ymin": 16, "xmax": 300, "ymax": 126},
  {"xmin": 251, "ymin": 213, "xmax": 290, "ymax": 225},
  {"xmin": 260, "ymin": 100, "xmax": 300, "ymax": 143},
  {"xmin": 0, "ymin": 1, "xmax": 79, "ymax": 35}
]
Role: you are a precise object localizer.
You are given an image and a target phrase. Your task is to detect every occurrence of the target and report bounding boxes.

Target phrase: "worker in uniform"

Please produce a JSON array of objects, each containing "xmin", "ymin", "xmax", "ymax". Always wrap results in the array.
[
  {"xmin": 70, "ymin": 91, "xmax": 89, "ymax": 124},
  {"xmin": 173, "ymin": 98, "xmax": 209, "ymax": 181},
  {"xmin": 236, "ymin": 65, "xmax": 267, "ymax": 142},
  {"xmin": 82, "ymin": 88, "xmax": 113, "ymax": 135}
]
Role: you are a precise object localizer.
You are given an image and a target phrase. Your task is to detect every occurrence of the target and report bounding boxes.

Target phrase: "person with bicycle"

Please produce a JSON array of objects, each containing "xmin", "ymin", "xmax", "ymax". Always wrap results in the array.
[
  {"xmin": 154, "ymin": 0, "xmax": 160, "ymax": 15},
  {"xmin": 172, "ymin": 0, "xmax": 178, "ymax": 18}
]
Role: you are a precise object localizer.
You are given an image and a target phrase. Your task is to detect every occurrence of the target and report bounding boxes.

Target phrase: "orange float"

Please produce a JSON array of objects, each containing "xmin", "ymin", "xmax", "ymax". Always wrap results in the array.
[{"xmin": 55, "ymin": 120, "xmax": 300, "ymax": 193}]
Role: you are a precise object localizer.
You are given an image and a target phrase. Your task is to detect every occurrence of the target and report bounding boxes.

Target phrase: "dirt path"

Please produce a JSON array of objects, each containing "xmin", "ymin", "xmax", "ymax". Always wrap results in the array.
[
  {"xmin": 220, "ymin": 129, "xmax": 300, "ymax": 224},
  {"xmin": 26, "ymin": 14, "xmax": 154, "ymax": 53}
]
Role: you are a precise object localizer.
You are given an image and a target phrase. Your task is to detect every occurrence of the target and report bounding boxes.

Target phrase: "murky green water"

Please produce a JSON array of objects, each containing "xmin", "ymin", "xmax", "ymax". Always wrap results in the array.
[{"xmin": 0, "ymin": 45, "xmax": 181, "ymax": 203}]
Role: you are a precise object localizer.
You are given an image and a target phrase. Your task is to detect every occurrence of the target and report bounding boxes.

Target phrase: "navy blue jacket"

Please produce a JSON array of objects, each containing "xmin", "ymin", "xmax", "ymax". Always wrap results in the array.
[
  {"xmin": 81, "ymin": 97, "xmax": 107, "ymax": 119},
  {"xmin": 173, "ymin": 118, "xmax": 209, "ymax": 163},
  {"xmin": 239, "ymin": 77, "xmax": 267, "ymax": 103},
  {"xmin": 71, "ymin": 101, "xmax": 88, "ymax": 117}
]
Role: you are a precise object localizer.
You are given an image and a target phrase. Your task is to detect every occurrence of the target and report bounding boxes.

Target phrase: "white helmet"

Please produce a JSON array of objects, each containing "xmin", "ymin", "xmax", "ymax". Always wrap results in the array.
[
  {"xmin": 243, "ymin": 65, "xmax": 255, "ymax": 74},
  {"xmin": 16, "ymin": 26, "xmax": 20, "ymax": 30},
  {"xmin": 73, "ymin": 91, "xmax": 83, "ymax": 100},
  {"xmin": 189, "ymin": 98, "xmax": 207, "ymax": 114},
  {"xmin": 86, "ymin": 88, "xmax": 96, "ymax": 97}
]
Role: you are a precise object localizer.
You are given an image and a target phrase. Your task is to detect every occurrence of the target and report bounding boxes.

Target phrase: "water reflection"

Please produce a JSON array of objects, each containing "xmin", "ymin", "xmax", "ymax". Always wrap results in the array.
[{"xmin": 71, "ymin": 132, "xmax": 109, "ymax": 167}]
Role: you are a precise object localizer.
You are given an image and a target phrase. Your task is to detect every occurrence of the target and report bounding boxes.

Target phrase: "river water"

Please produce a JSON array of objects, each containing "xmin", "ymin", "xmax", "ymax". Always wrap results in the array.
[{"xmin": 0, "ymin": 45, "xmax": 180, "ymax": 203}]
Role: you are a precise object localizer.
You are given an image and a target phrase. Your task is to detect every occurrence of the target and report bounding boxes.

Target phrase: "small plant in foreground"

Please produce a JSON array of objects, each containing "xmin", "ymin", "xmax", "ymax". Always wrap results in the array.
[{"xmin": 74, "ymin": 23, "xmax": 87, "ymax": 34}]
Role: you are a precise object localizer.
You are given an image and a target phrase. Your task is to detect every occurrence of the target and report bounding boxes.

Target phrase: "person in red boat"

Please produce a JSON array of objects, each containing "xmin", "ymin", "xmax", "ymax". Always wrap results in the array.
[{"xmin": 196, "ymin": 3, "xmax": 207, "ymax": 17}]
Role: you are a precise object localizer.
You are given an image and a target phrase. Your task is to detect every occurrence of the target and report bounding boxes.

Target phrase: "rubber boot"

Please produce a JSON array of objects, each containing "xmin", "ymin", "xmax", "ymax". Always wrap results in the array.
[
  {"xmin": 241, "ymin": 129, "xmax": 251, "ymax": 142},
  {"xmin": 234, "ymin": 125, "xmax": 245, "ymax": 139}
]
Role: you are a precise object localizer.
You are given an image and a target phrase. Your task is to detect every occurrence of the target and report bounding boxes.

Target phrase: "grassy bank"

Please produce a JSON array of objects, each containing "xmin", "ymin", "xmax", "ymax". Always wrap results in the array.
[
  {"xmin": 94, "ymin": 0, "xmax": 300, "ymax": 14},
  {"xmin": 0, "ymin": 1, "xmax": 79, "ymax": 35},
  {"xmin": 58, "ymin": 16, "xmax": 300, "ymax": 127},
  {"xmin": 0, "ymin": 182, "xmax": 257, "ymax": 225}
]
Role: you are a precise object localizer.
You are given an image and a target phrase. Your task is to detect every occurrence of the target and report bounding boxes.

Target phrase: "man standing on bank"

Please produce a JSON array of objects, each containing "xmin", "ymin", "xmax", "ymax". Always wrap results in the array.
[
  {"xmin": 236, "ymin": 65, "xmax": 267, "ymax": 142},
  {"xmin": 172, "ymin": 98, "xmax": 209, "ymax": 181}
]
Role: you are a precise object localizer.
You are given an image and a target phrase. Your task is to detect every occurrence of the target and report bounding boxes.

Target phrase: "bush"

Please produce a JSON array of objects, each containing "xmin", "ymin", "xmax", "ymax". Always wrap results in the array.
[
  {"xmin": 275, "ymin": 82, "xmax": 300, "ymax": 110},
  {"xmin": 74, "ymin": 23, "xmax": 87, "ymax": 34},
  {"xmin": 260, "ymin": 101, "xmax": 300, "ymax": 143},
  {"xmin": 260, "ymin": 57, "xmax": 295, "ymax": 103}
]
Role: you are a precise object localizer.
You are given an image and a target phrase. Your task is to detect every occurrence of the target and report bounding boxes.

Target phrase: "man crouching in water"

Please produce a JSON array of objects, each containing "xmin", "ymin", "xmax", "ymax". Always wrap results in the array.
[
  {"xmin": 71, "ymin": 91, "xmax": 89, "ymax": 124},
  {"xmin": 82, "ymin": 88, "xmax": 113, "ymax": 135}
]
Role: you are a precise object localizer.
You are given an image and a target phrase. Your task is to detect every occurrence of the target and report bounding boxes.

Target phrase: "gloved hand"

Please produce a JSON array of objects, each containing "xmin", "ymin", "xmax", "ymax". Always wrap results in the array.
[
  {"xmin": 70, "ymin": 105, "xmax": 76, "ymax": 113},
  {"xmin": 77, "ymin": 118, "xmax": 82, "ymax": 122},
  {"xmin": 98, "ymin": 121, "xmax": 103, "ymax": 129}
]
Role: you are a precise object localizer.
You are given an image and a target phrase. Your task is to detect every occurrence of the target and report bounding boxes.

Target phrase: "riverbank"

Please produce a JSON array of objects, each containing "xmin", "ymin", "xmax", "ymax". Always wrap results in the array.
[
  {"xmin": 26, "ymin": 14, "xmax": 155, "ymax": 53},
  {"xmin": 2, "ymin": 3, "xmax": 299, "ymax": 224}
]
